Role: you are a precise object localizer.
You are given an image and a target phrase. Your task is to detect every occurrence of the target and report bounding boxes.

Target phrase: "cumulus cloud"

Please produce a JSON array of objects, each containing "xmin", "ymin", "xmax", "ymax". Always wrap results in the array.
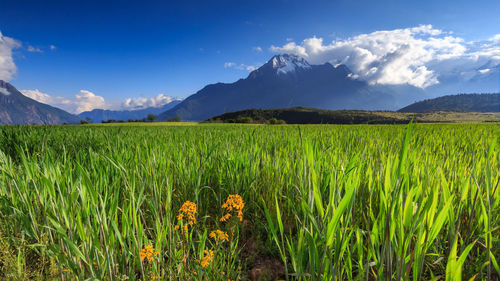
[
  {"xmin": 490, "ymin": 34, "xmax": 500, "ymax": 42},
  {"xmin": 270, "ymin": 25, "xmax": 500, "ymax": 88},
  {"xmin": 122, "ymin": 94, "xmax": 181, "ymax": 110},
  {"xmin": 21, "ymin": 89, "xmax": 181, "ymax": 114},
  {"xmin": 21, "ymin": 89, "xmax": 67, "ymax": 104},
  {"xmin": 21, "ymin": 89, "xmax": 107, "ymax": 114},
  {"xmin": 224, "ymin": 62, "xmax": 258, "ymax": 71},
  {"xmin": 27, "ymin": 46, "xmax": 43, "ymax": 53},
  {"xmin": 0, "ymin": 31, "xmax": 21, "ymax": 81},
  {"xmin": 73, "ymin": 90, "xmax": 107, "ymax": 113}
]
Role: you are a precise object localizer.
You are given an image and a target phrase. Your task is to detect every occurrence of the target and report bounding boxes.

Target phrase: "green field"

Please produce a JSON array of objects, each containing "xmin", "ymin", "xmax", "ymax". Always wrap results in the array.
[{"xmin": 0, "ymin": 123, "xmax": 498, "ymax": 280}]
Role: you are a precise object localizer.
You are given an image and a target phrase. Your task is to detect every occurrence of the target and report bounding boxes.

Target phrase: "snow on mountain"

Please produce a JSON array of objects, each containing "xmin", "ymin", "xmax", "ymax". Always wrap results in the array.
[
  {"xmin": 271, "ymin": 54, "xmax": 311, "ymax": 74},
  {"xmin": 0, "ymin": 85, "xmax": 10, "ymax": 95},
  {"xmin": 159, "ymin": 54, "xmax": 421, "ymax": 121}
]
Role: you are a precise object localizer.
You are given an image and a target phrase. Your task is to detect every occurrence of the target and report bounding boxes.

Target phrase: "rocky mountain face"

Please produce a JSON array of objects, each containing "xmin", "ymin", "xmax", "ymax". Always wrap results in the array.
[
  {"xmin": 159, "ymin": 54, "xmax": 423, "ymax": 121},
  {"xmin": 0, "ymin": 80, "xmax": 80, "ymax": 125}
]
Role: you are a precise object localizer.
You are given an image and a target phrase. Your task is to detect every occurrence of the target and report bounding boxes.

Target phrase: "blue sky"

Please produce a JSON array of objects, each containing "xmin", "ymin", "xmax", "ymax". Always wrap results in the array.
[{"xmin": 0, "ymin": 0, "xmax": 499, "ymax": 113}]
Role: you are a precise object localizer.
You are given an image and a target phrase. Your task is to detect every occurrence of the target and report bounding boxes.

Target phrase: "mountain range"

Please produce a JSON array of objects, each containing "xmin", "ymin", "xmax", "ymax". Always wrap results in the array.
[
  {"xmin": 399, "ymin": 93, "xmax": 500, "ymax": 112},
  {"xmin": 0, "ymin": 80, "xmax": 183, "ymax": 124},
  {"xmin": 0, "ymin": 80, "xmax": 81, "ymax": 125},
  {"xmin": 0, "ymin": 54, "xmax": 498, "ymax": 125},
  {"xmin": 78, "ymin": 100, "xmax": 182, "ymax": 123},
  {"xmin": 159, "ymin": 54, "xmax": 425, "ymax": 121}
]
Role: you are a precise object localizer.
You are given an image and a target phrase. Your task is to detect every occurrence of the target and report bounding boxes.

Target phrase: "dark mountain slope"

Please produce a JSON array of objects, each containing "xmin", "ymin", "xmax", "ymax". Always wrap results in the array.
[
  {"xmin": 399, "ymin": 93, "xmax": 500, "ymax": 112},
  {"xmin": 159, "ymin": 54, "xmax": 411, "ymax": 121},
  {"xmin": 206, "ymin": 107, "xmax": 411, "ymax": 124},
  {"xmin": 206, "ymin": 107, "xmax": 500, "ymax": 124},
  {"xmin": 0, "ymin": 80, "xmax": 80, "ymax": 125}
]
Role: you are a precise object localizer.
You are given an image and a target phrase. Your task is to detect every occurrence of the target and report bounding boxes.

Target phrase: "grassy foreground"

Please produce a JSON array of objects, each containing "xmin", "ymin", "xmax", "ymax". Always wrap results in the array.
[{"xmin": 0, "ymin": 123, "xmax": 498, "ymax": 280}]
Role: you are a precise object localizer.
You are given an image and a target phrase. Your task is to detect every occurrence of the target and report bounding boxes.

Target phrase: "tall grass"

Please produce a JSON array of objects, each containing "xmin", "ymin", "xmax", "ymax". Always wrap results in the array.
[{"xmin": 0, "ymin": 123, "xmax": 498, "ymax": 280}]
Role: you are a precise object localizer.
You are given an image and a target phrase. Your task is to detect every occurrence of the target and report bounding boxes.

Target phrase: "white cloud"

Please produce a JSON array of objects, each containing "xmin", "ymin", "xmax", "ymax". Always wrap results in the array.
[
  {"xmin": 122, "ymin": 94, "xmax": 181, "ymax": 110},
  {"xmin": 0, "ymin": 31, "xmax": 21, "ymax": 81},
  {"xmin": 50, "ymin": 45, "xmax": 56, "ymax": 51},
  {"xmin": 73, "ymin": 90, "xmax": 107, "ymax": 113},
  {"xmin": 21, "ymin": 89, "xmax": 181, "ymax": 114},
  {"xmin": 253, "ymin": 46, "xmax": 263, "ymax": 52},
  {"xmin": 21, "ymin": 89, "xmax": 107, "ymax": 114},
  {"xmin": 224, "ymin": 62, "xmax": 258, "ymax": 72},
  {"xmin": 27, "ymin": 46, "xmax": 43, "ymax": 53},
  {"xmin": 490, "ymin": 34, "xmax": 500, "ymax": 42},
  {"xmin": 21, "ymin": 89, "xmax": 65, "ymax": 104},
  {"xmin": 270, "ymin": 25, "xmax": 500, "ymax": 88}
]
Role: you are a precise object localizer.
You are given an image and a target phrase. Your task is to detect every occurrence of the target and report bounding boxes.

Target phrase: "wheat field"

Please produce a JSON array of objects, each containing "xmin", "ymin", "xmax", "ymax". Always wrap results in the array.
[{"xmin": 0, "ymin": 123, "xmax": 498, "ymax": 280}]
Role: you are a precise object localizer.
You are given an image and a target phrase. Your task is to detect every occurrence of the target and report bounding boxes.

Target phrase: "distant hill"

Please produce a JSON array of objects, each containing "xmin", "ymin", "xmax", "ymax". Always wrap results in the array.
[
  {"xmin": 159, "ymin": 54, "xmax": 424, "ymax": 121},
  {"xmin": 207, "ymin": 107, "xmax": 411, "ymax": 124},
  {"xmin": 206, "ymin": 107, "xmax": 500, "ymax": 124},
  {"xmin": 0, "ymin": 80, "xmax": 81, "ymax": 125},
  {"xmin": 399, "ymin": 93, "xmax": 500, "ymax": 112},
  {"xmin": 78, "ymin": 100, "xmax": 182, "ymax": 123}
]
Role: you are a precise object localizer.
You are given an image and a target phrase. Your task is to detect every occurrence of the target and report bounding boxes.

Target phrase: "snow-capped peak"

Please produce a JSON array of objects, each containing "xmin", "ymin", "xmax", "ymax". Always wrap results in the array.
[{"xmin": 271, "ymin": 54, "xmax": 311, "ymax": 74}]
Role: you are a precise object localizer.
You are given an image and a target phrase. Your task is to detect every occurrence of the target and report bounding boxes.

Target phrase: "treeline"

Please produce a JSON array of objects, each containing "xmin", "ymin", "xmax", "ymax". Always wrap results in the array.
[
  {"xmin": 399, "ymin": 93, "xmax": 500, "ymax": 112},
  {"xmin": 205, "ymin": 107, "xmax": 411, "ymax": 124},
  {"xmin": 80, "ymin": 115, "xmax": 181, "ymax": 124},
  {"xmin": 208, "ymin": 116, "xmax": 286, "ymax": 124}
]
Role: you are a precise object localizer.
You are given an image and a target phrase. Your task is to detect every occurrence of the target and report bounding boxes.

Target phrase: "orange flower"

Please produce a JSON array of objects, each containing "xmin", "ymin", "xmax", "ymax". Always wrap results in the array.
[
  {"xmin": 220, "ymin": 194, "xmax": 245, "ymax": 222},
  {"xmin": 220, "ymin": 213, "xmax": 231, "ymax": 222},
  {"xmin": 199, "ymin": 249, "xmax": 214, "ymax": 268},
  {"xmin": 175, "ymin": 201, "xmax": 197, "ymax": 232},
  {"xmin": 140, "ymin": 245, "xmax": 160, "ymax": 262},
  {"xmin": 209, "ymin": 229, "xmax": 229, "ymax": 242}
]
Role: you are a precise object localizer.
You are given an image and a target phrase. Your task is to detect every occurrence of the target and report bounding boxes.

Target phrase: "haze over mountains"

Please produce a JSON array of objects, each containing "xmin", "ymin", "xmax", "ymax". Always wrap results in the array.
[
  {"xmin": 0, "ymin": 80, "xmax": 183, "ymax": 124},
  {"xmin": 0, "ymin": 54, "xmax": 498, "ymax": 124},
  {"xmin": 77, "ymin": 100, "xmax": 182, "ymax": 123}
]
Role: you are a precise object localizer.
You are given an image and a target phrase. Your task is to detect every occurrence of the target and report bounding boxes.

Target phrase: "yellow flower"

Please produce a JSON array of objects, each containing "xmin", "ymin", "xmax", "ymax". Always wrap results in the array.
[
  {"xmin": 199, "ymin": 249, "xmax": 214, "ymax": 268},
  {"xmin": 175, "ymin": 201, "xmax": 197, "ymax": 231},
  {"xmin": 219, "ymin": 213, "xmax": 231, "ymax": 222},
  {"xmin": 209, "ymin": 229, "xmax": 229, "ymax": 242},
  {"xmin": 140, "ymin": 245, "xmax": 160, "ymax": 262},
  {"xmin": 220, "ymin": 194, "xmax": 245, "ymax": 222}
]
